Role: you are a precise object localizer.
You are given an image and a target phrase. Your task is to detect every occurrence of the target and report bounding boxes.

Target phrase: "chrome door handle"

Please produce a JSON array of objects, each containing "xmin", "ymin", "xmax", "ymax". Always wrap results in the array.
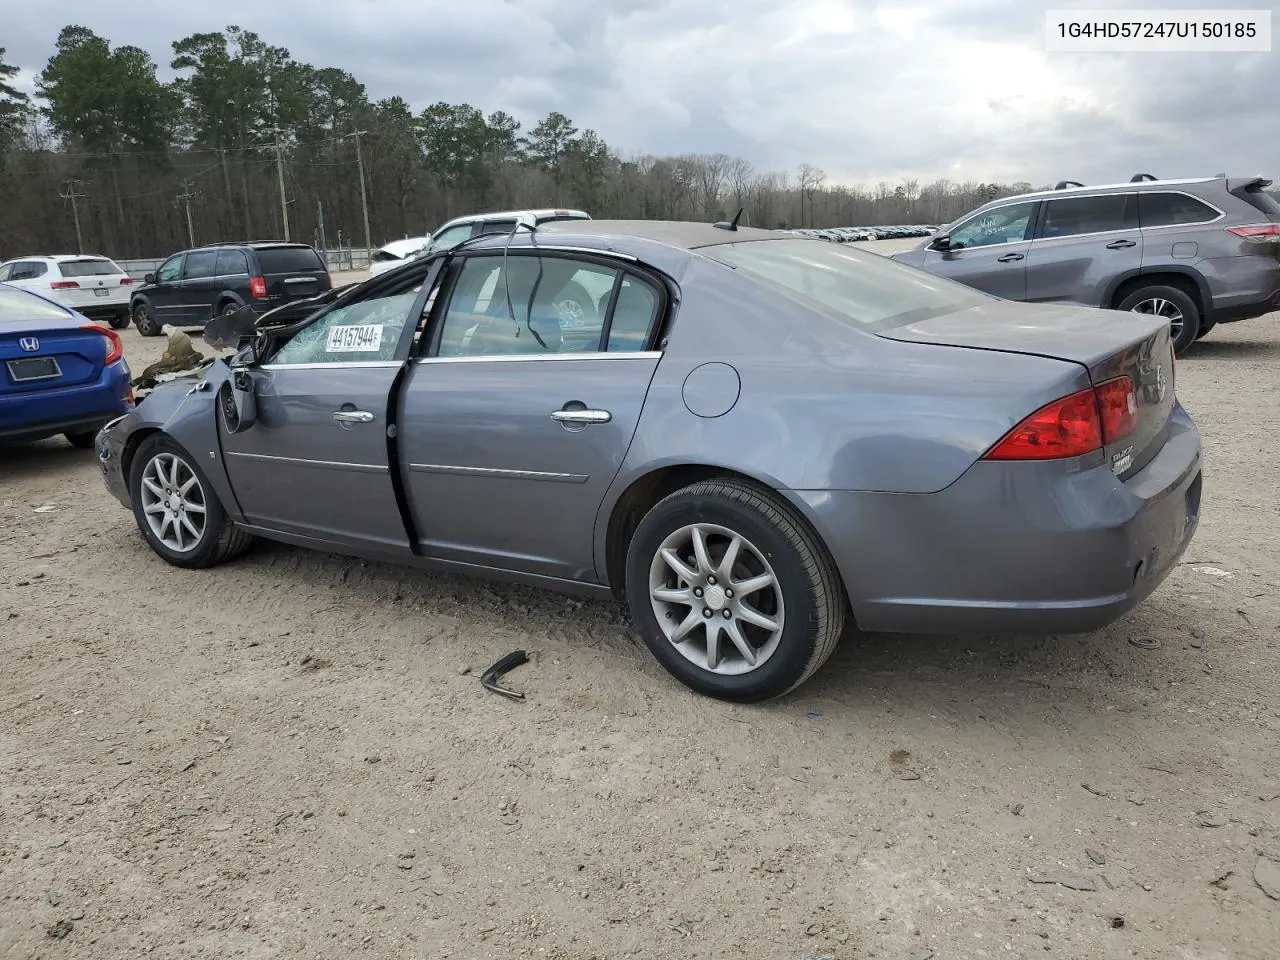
[
  {"xmin": 333, "ymin": 410, "xmax": 374, "ymax": 423},
  {"xmin": 1106, "ymin": 239, "xmax": 1136, "ymax": 249},
  {"xmin": 550, "ymin": 409, "xmax": 612, "ymax": 424},
  {"xmin": 997, "ymin": 252, "xmax": 1024, "ymax": 262}
]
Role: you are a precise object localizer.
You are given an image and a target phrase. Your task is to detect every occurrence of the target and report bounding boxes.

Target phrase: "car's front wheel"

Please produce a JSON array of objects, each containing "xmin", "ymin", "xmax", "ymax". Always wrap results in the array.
[
  {"xmin": 132, "ymin": 302, "xmax": 161, "ymax": 337},
  {"xmin": 128, "ymin": 434, "xmax": 252, "ymax": 568},
  {"xmin": 625, "ymin": 479, "xmax": 846, "ymax": 702},
  {"xmin": 1117, "ymin": 284, "xmax": 1200, "ymax": 354}
]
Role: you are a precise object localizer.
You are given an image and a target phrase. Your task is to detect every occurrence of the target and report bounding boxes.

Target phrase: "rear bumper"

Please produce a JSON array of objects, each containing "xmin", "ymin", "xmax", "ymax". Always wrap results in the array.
[
  {"xmin": 788, "ymin": 404, "xmax": 1202, "ymax": 635},
  {"xmin": 74, "ymin": 301, "xmax": 130, "ymax": 321},
  {"xmin": 1202, "ymin": 256, "xmax": 1280, "ymax": 323},
  {"xmin": 0, "ymin": 360, "xmax": 133, "ymax": 443}
]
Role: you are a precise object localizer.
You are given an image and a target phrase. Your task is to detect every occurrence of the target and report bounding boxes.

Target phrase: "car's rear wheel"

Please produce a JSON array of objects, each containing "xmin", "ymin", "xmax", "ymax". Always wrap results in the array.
[
  {"xmin": 64, "ymin": 431, "xmax": 96, "ymax": 449},
  {"xmin": 133, "ymin": 302, "xmax": 161, "ymax": 337},
  {"xmin": 1117, "ymin": 284, "xmax": 1199, "ymax": 354},
  {"xmin": 128, "ymin": 434, "xmax": 252, "ymax": 568},
  {"xmin": 624, "ymin": 478, "xmax": 845, "ymax": 702}
]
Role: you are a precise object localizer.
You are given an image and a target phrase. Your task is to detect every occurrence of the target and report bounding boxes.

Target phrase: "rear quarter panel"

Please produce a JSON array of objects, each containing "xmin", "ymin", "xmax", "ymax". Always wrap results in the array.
[{"xmin": 601, "ymin": 256, "xmax": 1091, "ymax": 500}]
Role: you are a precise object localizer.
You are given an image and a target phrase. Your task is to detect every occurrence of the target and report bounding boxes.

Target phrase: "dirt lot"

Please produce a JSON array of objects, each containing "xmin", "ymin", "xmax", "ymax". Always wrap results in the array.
[{"xmin": 2, "ymin": 296, "xmax": 1278, "ymax": 959}]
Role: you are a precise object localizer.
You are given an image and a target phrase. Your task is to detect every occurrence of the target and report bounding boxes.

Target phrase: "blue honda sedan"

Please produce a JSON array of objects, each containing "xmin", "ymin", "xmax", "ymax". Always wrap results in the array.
[{"xmin": 0, "ymin": 283, "xmax": 133, "ymax": 448}]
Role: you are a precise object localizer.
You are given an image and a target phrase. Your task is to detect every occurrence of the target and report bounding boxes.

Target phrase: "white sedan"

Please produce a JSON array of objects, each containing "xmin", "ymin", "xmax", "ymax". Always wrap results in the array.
[
  {"xmin": 368, "ymin": 237, "xmax": 431, "ymax": 276},
  {"xmin": 0, "ymin": 255, "xmax": 134, "ymax": 328}
]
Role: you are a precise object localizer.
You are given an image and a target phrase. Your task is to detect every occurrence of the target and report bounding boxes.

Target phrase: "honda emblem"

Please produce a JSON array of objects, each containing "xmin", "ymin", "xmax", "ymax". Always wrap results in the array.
[{"xmin": 19, "ymin": 336, "xmax": 39, "ymax": 352}]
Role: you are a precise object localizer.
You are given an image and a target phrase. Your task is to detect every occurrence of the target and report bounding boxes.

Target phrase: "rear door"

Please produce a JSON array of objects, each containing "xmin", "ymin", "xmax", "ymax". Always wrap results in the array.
[
  {"xmin": 217, "ymin": 265, "xmax": 434, "ymax": 555},
  {"xmin": 1024, "ymin": 192, "xmax": 1141, "ymax": 306},
  {"xmin": 922, "ymin": 200, "xmax": 1035, "ymax": 300},
  {"xmin": 177, "ymin": 250, "xmax": 221, "ymax": 325},
  {"xmin": 147, "ymin": 254, "xmax": 186, "ymax": 325},
  {"xmin": 254, "ymin": 245, "xmax": 330, "ymax": 310},
  {"xmin": 397, "ymin": 251, "xmax": 664, "ymax": 582}
]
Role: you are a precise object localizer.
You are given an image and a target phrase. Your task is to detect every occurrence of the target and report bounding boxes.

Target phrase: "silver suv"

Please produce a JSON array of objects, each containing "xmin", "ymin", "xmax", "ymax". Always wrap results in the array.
[{"xmin": 891, "ymin": 174, "xmax": 1280, "ymax": 353}]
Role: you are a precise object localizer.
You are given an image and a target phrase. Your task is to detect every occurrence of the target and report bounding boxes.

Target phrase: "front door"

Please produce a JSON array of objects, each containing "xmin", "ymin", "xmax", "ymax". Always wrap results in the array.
[
  {"xmin": 218, "ymin": 268, "xmax": 434, "ymax": 555},
  {"xmin": 148, "ymin": 254, "xmax": 186, "ymax": 326},
  {"xmin": 177, "ymin": 249, "xmax": 221, "ymax": 326},
  {"xmin": 924, "ymin": 199, "xmax": 1036, "ymax": 300},
  {"xmin": 398, "ymin": 251, "xmax": 665, "ymax": 582}
]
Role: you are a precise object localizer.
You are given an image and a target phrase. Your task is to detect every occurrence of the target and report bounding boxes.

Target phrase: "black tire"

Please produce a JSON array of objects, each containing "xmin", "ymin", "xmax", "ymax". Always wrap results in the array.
[
  {"xmin": 132, "ymin": 301, "xmax": 161, "ymax": 337},
  {"xmin": 217, "ymin": 300, "xmax": 241, "ymax": 317},
  {"xmin": 108, "ymin": 313, "xmax": 130, "ymax": 330},
  {"xmin": 624, "ymin": 478, "xmax": 846, "ymax": 702},
  {"xmin": 1116, "ymin": 284, "xmax": 1199, "ymax": 354},
  {"xmin": 128, "ymin": 433, "xmax": 253, "ymax": 569},
  {"xmin": 1195, "ymin": 319, "xmax": 1217, "ymax": 340},
  {"xmin": 64, "ymin": 431, "xmax": 96, "ymax": 449}
]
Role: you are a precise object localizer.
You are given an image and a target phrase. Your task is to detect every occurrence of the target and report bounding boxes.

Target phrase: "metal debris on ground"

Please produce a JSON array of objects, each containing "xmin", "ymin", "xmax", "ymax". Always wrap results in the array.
[
  {"xmin": 1129, "ymin": 635, "xmax": 1161, "ymax": 649},
  {"xmin": 1086, "ymin": 848, "xmax": 1107, "ymax": 865},
  {"xmin": 480, "ymin": 650, "xmax": 530, "ymax": 700},
  {"xmin": 1029, "ymin": 872, "xmax": 1098, "ymax": 892}
]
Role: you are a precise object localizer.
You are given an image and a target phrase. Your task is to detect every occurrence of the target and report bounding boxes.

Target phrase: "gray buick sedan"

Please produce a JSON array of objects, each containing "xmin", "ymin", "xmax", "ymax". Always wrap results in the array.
[{"xmin": 96, "ymin": 219, "xmax": 1202, "ymax": 702}]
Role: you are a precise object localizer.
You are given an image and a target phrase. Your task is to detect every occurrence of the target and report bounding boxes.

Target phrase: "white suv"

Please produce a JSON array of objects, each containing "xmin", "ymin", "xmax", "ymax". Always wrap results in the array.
[
  {"xmin": 368, "ymin": 208, "xmax": 592, "ymax": 276},
  {"xmin": 0, "ymin": 255, "xmax": 134, "ymax": 328}
]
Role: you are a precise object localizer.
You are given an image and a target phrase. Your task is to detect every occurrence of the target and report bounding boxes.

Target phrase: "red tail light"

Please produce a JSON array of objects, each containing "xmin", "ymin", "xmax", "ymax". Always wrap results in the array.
[
  {"xmin": 1094, "ymin": 376, "xmax": 1138, "ymax": 443},
  {"xmin": 50, "ymin": 280, "xmax": 80, "ymax": 289},
  {"xmin": 82, "ymin": 323, "xmax": 123, "ymax": 365},
  {"xmin": 982, "ymin": 376, "xmax": 1137, "ymax": 461},
  {"xmin": 249, "ymin": 276, "xmax": 267, "ymax": 299},
  {"xmin": 119, "ymin": 277, "xmax": 133, "ymax": 285},
  {"xmin": 1226, "ymin": 223, "xmax": 1280, "ymax": 242}
]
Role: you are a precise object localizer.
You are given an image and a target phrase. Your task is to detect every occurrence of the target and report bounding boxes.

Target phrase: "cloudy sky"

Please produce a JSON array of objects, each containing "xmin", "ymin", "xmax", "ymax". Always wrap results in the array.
[{"xmin": 5, "ymin": 0, "xmax": 1276, "ymax": 187}]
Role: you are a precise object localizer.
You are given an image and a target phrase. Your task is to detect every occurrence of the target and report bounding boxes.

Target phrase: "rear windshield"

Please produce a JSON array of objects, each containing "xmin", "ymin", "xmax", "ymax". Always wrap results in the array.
[
  {"xmin": 0, "ymin": 287, "xmax": 70, "ymax": 322},
  {"xmin": 1236, "ymin": 186, "xmax": 1280, "ymax": 217},
  {"xmin": 256, "ymin": 247, "xmax": 326, "ymax": 274},
  {"xmin": 708, "ymin": 237, "xmax": 992, "ymax": 331},
  {"xmin": 58, "ymin": 258, "xmax": 123, "ymax": 278}
]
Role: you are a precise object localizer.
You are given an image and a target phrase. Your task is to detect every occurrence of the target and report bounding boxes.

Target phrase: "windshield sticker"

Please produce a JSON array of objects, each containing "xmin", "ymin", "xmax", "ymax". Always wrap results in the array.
[{"xmin": 326, "ymin": 324, "xmax": 383, "ymax": 352}]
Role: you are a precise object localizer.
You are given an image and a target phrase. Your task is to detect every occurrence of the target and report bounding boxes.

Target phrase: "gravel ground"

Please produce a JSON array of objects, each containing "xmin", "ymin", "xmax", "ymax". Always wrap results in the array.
[{"xmin": 2, "ymin": 272, "xmax": 1278, "ymax": 959}]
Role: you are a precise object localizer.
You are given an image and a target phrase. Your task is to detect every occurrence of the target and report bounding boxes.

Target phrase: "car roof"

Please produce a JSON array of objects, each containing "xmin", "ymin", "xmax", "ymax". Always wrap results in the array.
[
  {"xmin": 981, "ymin": 174, "xmax": 1270, "ymax": 207},
  {"xmin": 187, "ymin": 241, "xmax": 315, "ymax": 251}
]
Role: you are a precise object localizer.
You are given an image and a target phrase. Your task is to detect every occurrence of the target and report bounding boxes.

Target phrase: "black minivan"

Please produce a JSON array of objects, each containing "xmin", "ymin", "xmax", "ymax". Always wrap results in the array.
[{"xmin": 129, "ymin": 242, "xmax": 332, "ymax": 336}]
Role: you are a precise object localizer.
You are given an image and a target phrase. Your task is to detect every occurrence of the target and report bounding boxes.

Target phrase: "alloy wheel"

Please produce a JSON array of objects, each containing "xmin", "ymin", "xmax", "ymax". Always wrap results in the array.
[
  {"xmin": 139, "ymin": 452, "xmax": 207, "ymax": 553},
  {"xmin": 648, "ymin": 522, "xmax": 786, "ymax": 676},
  {"xmin": 1130, "ymin": 297, "xmax": 1184, "ymax": 339}
]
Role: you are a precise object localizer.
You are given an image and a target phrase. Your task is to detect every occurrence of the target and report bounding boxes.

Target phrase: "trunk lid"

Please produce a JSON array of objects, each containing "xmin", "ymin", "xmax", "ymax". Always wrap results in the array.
[
  {"xmin": 255, "ymin": 245, "xmax": 331, "ymax": 305},
  {"xmin": 0, "ymin": 320, "xmax": 107, "ymax": 396},
  {"xmin": 879, "ymin": 299, "xmax": 1176, "ymax": 477},
  {"xmin": 53, "ymin": 258, "xmax": 133, "ymax": 309}
]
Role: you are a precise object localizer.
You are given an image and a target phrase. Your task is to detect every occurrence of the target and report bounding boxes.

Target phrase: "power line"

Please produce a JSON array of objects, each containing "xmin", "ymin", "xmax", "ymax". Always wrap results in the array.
[{"xmin": 58, "ymin": 179, "xmax": 88, "ymax": 254}]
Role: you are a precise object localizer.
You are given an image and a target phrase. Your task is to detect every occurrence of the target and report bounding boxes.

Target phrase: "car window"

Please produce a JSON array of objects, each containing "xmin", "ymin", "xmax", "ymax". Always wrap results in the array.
[
  {"xmin": 8, "ymin": 261, "xmax": 49, "ymax": 281},
  {"xmin": 58, "ymin": 258, "xmax": 123, "ymax": 278},
  {"xmin": 215, "ymin": 249, "xmax": 249, "ymax": 276},
  {"xmin": 271, "ymin": 287, "xmax": 422, "ymax": 365},
  {"xmin": 948, "ymin": 202, "xmax": 1035, "ymax": 248},
  {"xmin": 156, "ymin": 256, "xmax": 183, "ymax": 283},
  {"xmin": 606, "ymin": 277, "xmax": 660, "ymax": 352},
  {"xmin": 436, "ymin": 255, "xmax": 621, "ymax": 357},
  {"xmin": 183, "ymin": 251, "xmax": 218, "ymax": 280},
  {"xmin": 430, "ymin": 224, "xmax": 475, "ymax": 252},
  {"xmin": 710, "ymin": 237, "xmax": 992, "ymax": 332},
  {"xmin": 1038, "ymin": 194, "xmax": 1133, "ymax": 239},
  {"xmin": 257, "ymin": 246, "xmax": 325, "ymax": 274},
  {"xmin": 0, "ymin": 286, "xmax": 69, "ymax": 320},
  {"xmin": 1139, "ymin": 192, "xmax": 1221, "ymax": 227},
  {"xmin": 0, "ymin": 264, "xmax": 11, "ymax": 282},
  {"xmin": 472, "ymin": 220, "xmax": 517, "ymax": 239}
]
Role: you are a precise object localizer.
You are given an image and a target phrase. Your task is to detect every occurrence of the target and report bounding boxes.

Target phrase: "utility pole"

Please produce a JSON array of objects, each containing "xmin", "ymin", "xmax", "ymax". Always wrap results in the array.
[
  {"xmin": 316, "ymin": 197, "xmax": 327, "ymax": 265},
  {"xmin": 59, "ymin": 180, "xmax": 87, "ymax": 253},
  {"xmin": 272, "ymin": 127, "xmax": 290, "ymax": 241},
  {"xmin": 176, "ymin": 181, "xmax": 198, "ymax": 247},
  {"xmin": 349, "ymin": 130, "xmax": 372, "ymax": 262}
]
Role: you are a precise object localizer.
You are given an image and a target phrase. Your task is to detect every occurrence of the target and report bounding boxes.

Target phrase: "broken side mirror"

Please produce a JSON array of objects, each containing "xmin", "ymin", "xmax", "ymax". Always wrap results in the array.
[{"xmin": 217, "ymin": 369, "xmax": 258, "ymax": 433}]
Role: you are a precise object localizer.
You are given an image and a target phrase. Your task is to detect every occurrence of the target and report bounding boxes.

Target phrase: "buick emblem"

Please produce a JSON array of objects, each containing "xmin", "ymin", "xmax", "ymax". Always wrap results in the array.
[{"xmin": 19, "ymin": 336, "xmax": 39, "ymax": 352}]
